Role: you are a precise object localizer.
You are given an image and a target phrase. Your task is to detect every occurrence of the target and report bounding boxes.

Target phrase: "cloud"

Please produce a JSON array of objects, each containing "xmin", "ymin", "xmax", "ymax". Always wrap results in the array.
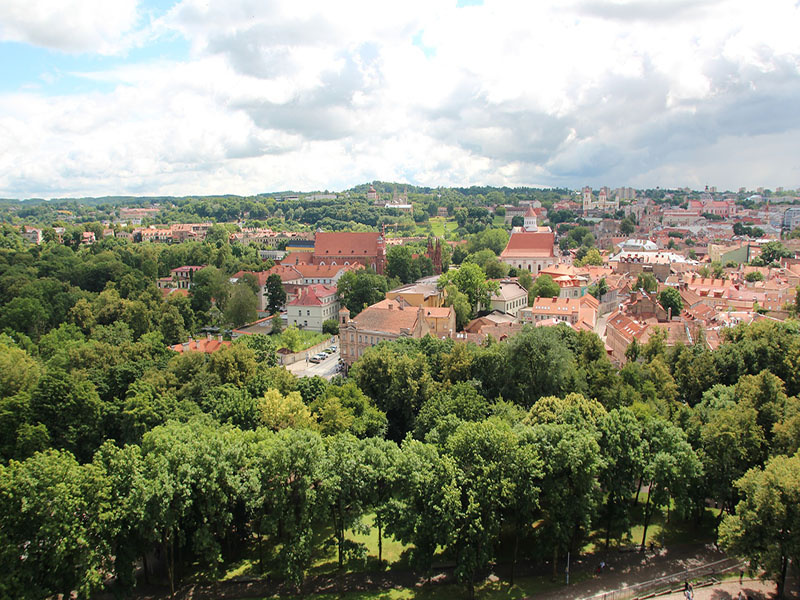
[
  {"xmin": 1, "ymin": 0, "xmax": 800, "ymax": 197},
  {"xmin": 0, "ymin": 0, "xmax": 140, "ymax": 54}
]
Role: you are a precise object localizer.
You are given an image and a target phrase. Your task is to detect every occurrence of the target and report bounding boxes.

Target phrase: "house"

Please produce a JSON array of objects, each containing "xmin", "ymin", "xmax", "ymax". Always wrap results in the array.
[
  {"xmin": 286, "ymin": 285, "xmax": 340, "ymax": 332},
  {"xmin": 170, "ymin": 265, "xmax": 205, "ymax": 289},
  {"xmin": 310, "ymin": 231, "xmax": 386, "ymax": 274},
  {"xmin": 171, "ymin": 335, "xmax": 231, "ymax": 354},
  {"xmin": 290, "ymin": 263, "xmax": 361, "ymax": 286},
  {"xmin": 489, "ymin": 280, "xmax": 529, "ymax": 316},
  {"xmin": 386, "ymin": 282, "xmax": 444, "ymax": 307},
  {"xmin": 520, "ymin": 295, "xmax": 598, "ymax": 330},
  {"xmin": 499, "ymin": 231, "xmax": 557, "ymax": 273},
  {"xmin": 21, "ymin": 226, "xmax": 43, "ymax": 245},
  {"xmin": 604, "ymin": 311, "xmax": 648, "ymax": 364},
  {"xmin": 539, "ymin": 265, "xmax": 589, "ymax": 298},
  {"xmin": 464, "ymin": 311, "xmax": 520, "ymax": 334},
  {"xmin": 232, "ymin": 315, "xmax": 278, "ymax": 338},
  {"xmin": 339, "ymin": 298, "xmax": 455, "ymax": 366}
]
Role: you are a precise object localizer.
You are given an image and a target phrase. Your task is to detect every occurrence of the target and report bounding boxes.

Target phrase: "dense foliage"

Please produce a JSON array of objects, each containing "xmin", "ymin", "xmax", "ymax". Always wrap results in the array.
[{"xmin": 1, "ymin": 198, "xmax": 800, "ymax": 598}]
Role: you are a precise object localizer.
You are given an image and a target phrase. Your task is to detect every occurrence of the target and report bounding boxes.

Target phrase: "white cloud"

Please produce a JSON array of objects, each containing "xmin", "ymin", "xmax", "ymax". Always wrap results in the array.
[
  {"xmin": 1, "ymin": 0, "xmax": 800, "ymax": 197},
  {"xmin": 0, "ymin": 0, "xmax": 140, "ymax": 54}
]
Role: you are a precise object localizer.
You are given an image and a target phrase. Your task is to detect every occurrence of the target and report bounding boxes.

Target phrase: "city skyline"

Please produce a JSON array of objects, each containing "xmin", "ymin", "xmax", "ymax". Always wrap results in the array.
[{"xmin": 1, "ymin": 0, "xmax": 799, "ymax": 198}]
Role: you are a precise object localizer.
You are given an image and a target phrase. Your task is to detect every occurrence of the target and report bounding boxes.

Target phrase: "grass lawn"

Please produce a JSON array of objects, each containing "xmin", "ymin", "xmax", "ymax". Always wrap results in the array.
[
  {"xmin": 583, "ymin": 498, "xmax": 718, "ymax": 555},
  {"xmin": 492, "ymin": 215, "xmax": 507, "ymax": 227},
  {"xmin": 308, "ymin": 513, "xmax": 412, "ymax": 575},
  {"xmin": 412, "ymin": 217, "xmax": 457, "ymax": 238},
  {"xmin": 222, "ymin": 502, "xmax": 717, "ymax": 599},
  {"xmin": 273, "ymin": 328, "xmax": 329, "ymax": 352}
]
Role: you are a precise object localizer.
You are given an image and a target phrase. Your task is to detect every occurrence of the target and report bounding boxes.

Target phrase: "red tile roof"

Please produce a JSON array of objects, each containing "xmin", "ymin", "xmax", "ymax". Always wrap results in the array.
[
  {"xmin": 500, "ymin": 231, "xmax": 555, "ymax": 258},
  {"xmin": 314, "ymin": 232, "xmax": 381, "ymax": 257},
  {"xmin": 287, "ymin": 284, "xmax": 337, "ymax": 307},
  {"xmin": 171, "ymin": 337, "xmax": 231, "ymax": 353},
  {"xmin": 350, "ymin": 299, "xmax": 421, "ymax": 334}
]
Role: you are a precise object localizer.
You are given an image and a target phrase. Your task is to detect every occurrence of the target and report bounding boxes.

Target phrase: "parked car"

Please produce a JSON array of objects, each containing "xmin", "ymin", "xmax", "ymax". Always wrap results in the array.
[{"xmin": 309, "ymin": 355, "xmax": 323, "ymax": 363}]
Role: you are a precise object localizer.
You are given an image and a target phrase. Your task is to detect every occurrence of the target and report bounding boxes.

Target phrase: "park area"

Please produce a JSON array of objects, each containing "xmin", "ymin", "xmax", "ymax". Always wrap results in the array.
[{"xmin": 144, "ymin": 500, "xmax": 786, "ymax": 600}]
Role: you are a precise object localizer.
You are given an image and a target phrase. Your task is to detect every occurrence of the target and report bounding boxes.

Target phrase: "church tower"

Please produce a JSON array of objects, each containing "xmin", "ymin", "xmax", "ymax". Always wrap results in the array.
[{"xmin": 524, "ymin": 205, "xmax": 538, "ymax": 231}]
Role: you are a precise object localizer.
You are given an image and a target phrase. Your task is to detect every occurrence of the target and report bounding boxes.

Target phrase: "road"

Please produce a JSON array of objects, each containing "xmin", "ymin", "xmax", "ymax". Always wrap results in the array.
[
  {"xmin": 285, "ymin": 348, "xmax": 342, "ymax": 380},
  {"xmin": 595, "ymin": 309, "xmax": 611, "ymax": 342}
]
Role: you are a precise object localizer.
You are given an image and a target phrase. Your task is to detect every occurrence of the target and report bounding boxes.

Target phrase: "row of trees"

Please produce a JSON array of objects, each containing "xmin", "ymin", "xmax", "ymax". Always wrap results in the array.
[
  {"xmin": 4, "ymin": 383, "xmax": 797, "ymax": 598},
  {"xmin": 0, "ymin": 396, "xmax": 696, "ymax": 599}
]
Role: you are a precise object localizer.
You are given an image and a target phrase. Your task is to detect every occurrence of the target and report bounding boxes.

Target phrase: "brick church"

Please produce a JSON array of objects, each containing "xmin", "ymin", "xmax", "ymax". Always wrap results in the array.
[{"xmin": 309, "ymin": 231, "xmax": 386, "ymax": 274}]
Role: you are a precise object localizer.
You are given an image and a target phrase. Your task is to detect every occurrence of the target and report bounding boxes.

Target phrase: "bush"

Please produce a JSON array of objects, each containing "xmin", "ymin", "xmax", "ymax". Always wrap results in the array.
[{"xmin": 322, "ymin": 319, "xmax": 340, "ymax": 335}]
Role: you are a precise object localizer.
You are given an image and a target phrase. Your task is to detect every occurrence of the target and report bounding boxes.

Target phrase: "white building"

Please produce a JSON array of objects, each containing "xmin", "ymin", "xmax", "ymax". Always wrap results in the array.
[
  {"xmin": 489, "ymin": 280, "xmax": 529, "ymax": 316},
  {"xmin": 286, "ymin": 284, "xmax": 340, "ymax": 332}
]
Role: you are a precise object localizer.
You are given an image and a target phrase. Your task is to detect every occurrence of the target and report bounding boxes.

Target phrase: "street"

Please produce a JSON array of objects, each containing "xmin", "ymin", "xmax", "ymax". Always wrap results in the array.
[{"xmin": 285, "ymin": 348, "xmax": 342, "ymax": 380}]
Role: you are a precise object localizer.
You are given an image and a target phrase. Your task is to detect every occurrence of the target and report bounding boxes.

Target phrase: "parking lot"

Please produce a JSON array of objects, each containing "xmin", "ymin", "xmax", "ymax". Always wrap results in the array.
[{"xmin": 285, "ymin": 346, "xmax": 342, "ymax": 380}]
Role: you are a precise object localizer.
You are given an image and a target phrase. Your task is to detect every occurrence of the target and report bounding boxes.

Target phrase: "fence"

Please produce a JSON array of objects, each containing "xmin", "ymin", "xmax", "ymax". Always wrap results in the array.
[
  {"xmin": 278, "ymin": 336, "xmax": 338, "ymax": 366},
  {"xmin": 577, "ymin": 557, "xmax": 745, "ymax": 600}
]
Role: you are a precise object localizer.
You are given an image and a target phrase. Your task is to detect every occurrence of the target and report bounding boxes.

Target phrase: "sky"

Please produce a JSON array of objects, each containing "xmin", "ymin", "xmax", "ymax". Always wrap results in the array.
[{"xmin": 1, "ymin": 0, "xmax": 799, "ymax": 199}]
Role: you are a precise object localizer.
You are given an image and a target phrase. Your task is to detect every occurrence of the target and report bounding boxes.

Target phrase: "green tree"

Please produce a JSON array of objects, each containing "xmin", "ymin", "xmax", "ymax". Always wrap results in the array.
[
  {"xmin": 446, "ymin": 420, "xmax": 531, "ymax": 598},
  {"xmin": 442, "ymin": 284, "xmax": 473, "ymax": 330},
  {"xmin": 265, "ymin": 273, "xmax": 287, "ymax": 314},
  {"xmin": 576, "ymin": 247, "xmax": 603, "ymax": 266},
  {"xmin": 690, "ymin": 400, "xmax": 765, "ymax": 521},
  {"xmin": 720, "ymin": 453, "xmax": 800, "ymax": 599},
  {"xmin": 635, "ymin": 272, "xmax": 658, "ymax": 293},
  {"xmin": 235, "ymin": 333, "xmax": 278, "ymax": 365},
  {"xmin": 337, "ymin": 270, "xmax": 389, "ymax": 316},
  {"xmin": 322, "ymin": 318, "xmax": 340, "ymax": 335},
  {"xmin": 744, "ymin": 271, "xmax": 764, "ymax": 282},
  {"xmin": 192, "ymin": 265, "xmax": 231, "ymax": 314},
  {"xmin": 638, "ymin": 417, "xmax": 702, "ymax": 550},
  {"xmin": 384, "ymin": 438, "xmax": 459, "ymax": 573},
  {"xmin": 225, "ymin": 283, "xmax": 258, "ymax": 327},
  {"xmin": 598, "ymin": 408, "xmax": 645, "ymax": 548},
  {"xmin": 247, "ymin": 428, "xmax": 326, "ymax": 586},
  {"xmin": 158, "ymin": 304, "xmax": 187, "ymax": 345},
  {"xmin": 518, "ymin": 270, "xmax": 533, "ymax": 291},
  {"xmin": 530, "ymin": 422, "xmax": 602, "ymax": 578},
  {"xmin": 386, "ymin": 245, "xmax": 419, "ymax": 284},
  {"xmin": 258, "ymin": 389, "xmax": 316, "ymax": 431},
  {"xmin": 587, "ymin": 277, "xmax": 608, "ymax": 300},
  {"xmin": 505, "ymin": 326, "xmax": 581, "ymax": 408},
  {"xmin": 0, "ymin": 450, "xmax": 110, "ymax": 600},
  {"xmin": 658, "ymin": 287, "xmax": 683, "ymax": 316},
  {"xmin": 30, "ymin": 369, "xmax": 103, "ymax": 462},
  {"xmin": 757, "ymin": 241, "xmax": 790, "ymax": 265},
  {"xmin": 620, "ymin": 218, "xmax": 635, "ymax": 235},
  {"xmin": 350, "ymin": 345, "xmax": 433, "ymax": 441},
  {"xmin": 529, "ymin": 273, "xmax": 560, "ymax": 299},
  {"xmin": 323, "ymin": 434, "xmax": 374, "ymax": 568},
  {"xmin": 438, "ymin": 263, "xmax": 498, "ymax": 312}
]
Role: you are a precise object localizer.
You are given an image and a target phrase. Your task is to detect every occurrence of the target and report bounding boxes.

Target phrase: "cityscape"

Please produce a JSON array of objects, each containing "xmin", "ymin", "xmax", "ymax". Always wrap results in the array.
[{"xmin": 1, "ymin": 0, "xmax": 800, "ymax": 599}]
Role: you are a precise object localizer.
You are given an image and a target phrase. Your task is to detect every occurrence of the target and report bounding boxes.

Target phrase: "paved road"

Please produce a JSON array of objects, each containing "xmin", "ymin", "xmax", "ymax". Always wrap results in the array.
[
  {"xmin": 595, "ymin": 309, "xmax": 612, "ymax": 341},
  {"xmin": 659, "ymin": 579, "xmax": 786, "ymax": 600},
  {"xmin": 285, "ymin": 348, "xmax": 342, "ymax": 380}
]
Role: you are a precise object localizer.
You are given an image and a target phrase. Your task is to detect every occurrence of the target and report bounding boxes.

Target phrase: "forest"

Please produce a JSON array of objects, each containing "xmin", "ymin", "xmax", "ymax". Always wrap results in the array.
[{"xmin": 0, "ymin": 223, "xmax": 799, "ymax": 600}]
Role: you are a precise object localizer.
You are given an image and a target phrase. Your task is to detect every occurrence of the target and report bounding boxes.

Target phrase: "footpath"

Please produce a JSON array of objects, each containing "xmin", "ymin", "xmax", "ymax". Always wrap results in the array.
[{"xmin": 130, "ymin": 543, "xmax": 798, "ymax": 599}]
